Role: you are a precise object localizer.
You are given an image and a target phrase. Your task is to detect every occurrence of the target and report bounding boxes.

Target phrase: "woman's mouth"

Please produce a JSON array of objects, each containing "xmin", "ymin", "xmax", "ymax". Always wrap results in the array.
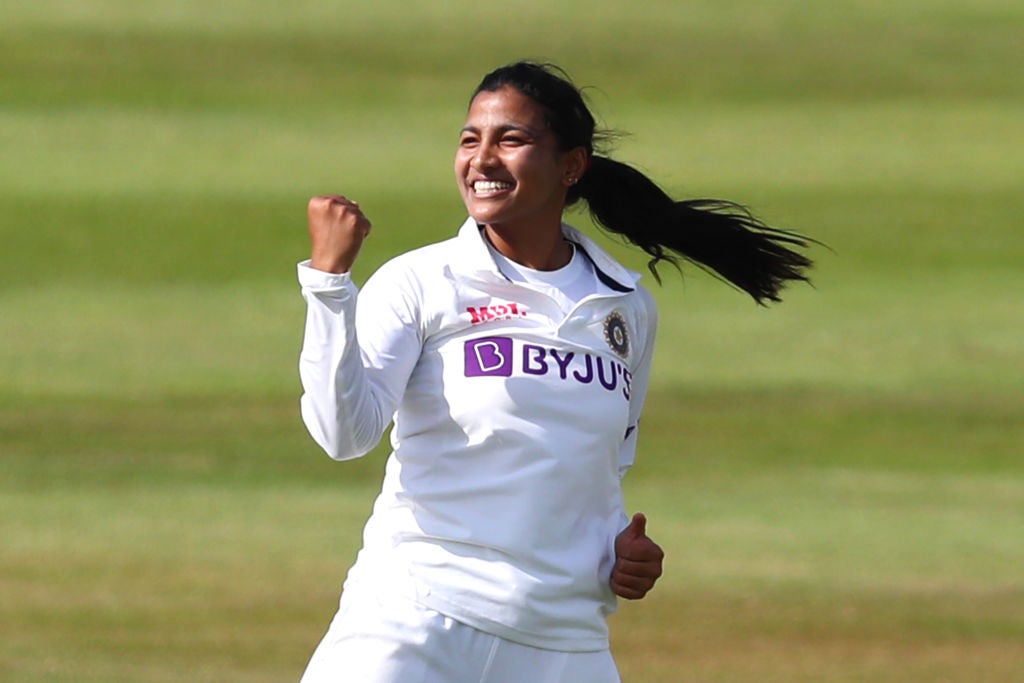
[{"xmin": 472, "ymin": 180, "xmax": 514, "ymax": 195}]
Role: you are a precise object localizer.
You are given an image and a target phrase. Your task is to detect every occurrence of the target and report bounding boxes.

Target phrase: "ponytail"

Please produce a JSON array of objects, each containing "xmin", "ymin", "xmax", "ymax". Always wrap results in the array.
[
  {"xmin": 471, "ymin": 60, "xmax": 814, "ymax": 304},
  {"xmin": 575, "ymin": 155, "xmax": 813, "ymax": 305}
]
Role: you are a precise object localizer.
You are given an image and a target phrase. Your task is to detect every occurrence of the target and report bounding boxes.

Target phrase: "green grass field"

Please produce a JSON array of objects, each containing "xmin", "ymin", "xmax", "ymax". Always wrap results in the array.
[{"xmin": 2, "ymin": 1, "xmax": 1022, "ymax": 681}]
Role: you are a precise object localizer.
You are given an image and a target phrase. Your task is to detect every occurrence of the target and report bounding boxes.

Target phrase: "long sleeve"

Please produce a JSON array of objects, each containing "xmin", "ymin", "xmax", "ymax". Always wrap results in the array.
[
  {"xmin": 617, "ymin": 286, "xmax": 658, "ymax": 480},
  {"xmin": 297, "ymin": 260, "xmax": 422, "ymax": 460}
]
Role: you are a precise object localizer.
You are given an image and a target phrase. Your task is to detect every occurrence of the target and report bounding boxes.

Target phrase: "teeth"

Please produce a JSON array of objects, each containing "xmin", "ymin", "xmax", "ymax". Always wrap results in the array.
[{"xmin": 474, "ymin": 180, "xmax": 513, "ymax": 192}]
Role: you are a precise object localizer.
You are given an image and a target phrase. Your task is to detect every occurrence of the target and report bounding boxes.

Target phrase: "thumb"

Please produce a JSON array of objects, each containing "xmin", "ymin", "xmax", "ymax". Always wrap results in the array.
[{"xmin": 625, "ymin": 512, "xmax": 647, "ymax": 539}]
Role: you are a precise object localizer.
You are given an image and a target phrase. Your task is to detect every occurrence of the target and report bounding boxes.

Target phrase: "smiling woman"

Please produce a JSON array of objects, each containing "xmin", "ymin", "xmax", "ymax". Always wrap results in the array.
[
  {"xmin": 455, "ymin": 86, "xmax": 586, "ymax": 270},
  {"xmin": 294, "ymin": 61, "xmax": 814, "ymax": 683}
]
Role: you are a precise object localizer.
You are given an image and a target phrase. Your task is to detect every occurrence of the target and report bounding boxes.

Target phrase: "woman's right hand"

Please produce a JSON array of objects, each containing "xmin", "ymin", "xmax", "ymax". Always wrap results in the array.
[{"xmin": 307, "ymin": 195, "xmax": 373, "ymax": 274}]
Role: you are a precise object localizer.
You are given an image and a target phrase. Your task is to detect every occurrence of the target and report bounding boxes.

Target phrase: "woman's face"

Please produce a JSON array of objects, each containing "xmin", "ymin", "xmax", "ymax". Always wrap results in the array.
[{"xmin": 455, "ymin": 86, "xmax": 581, "ymax": 234}]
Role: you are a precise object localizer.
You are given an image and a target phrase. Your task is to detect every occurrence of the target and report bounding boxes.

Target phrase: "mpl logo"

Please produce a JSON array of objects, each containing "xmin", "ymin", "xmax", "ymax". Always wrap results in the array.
[
  {"xmin": 465, "ymin": 337, "xmax": 514, "ymax": 377},
  {"xmin": 466, "ymin": 302, "xmax": 527, "ymax": 325}
]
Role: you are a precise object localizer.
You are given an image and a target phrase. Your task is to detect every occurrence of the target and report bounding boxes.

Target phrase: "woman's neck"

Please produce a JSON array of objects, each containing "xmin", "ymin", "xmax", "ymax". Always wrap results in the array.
[{"xmin": 483, "ymin": 222, "xmax": 573, "ymax": 271}]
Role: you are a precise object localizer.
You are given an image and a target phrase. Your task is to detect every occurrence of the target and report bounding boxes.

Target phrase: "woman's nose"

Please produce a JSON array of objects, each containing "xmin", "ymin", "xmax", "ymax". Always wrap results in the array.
[{"xmin": 471, "ymin": 142, "xmax": 499, "ymax": 171}]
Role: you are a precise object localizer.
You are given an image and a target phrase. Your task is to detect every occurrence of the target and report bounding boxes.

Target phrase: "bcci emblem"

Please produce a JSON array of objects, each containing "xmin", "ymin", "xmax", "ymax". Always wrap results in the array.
[{"xmin": 603, "ymin": 311, "xmax": 630, "ymax": 359}]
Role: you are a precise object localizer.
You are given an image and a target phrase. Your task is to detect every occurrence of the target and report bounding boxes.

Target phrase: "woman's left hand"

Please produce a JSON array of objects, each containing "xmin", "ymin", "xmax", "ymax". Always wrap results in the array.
[{"xmin": 610, "ymin": 513, "xmax": 664, "ymax": 600}]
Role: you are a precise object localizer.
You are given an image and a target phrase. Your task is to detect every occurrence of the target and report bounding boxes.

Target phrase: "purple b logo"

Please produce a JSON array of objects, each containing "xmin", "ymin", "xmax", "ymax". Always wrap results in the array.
[{"xmin": 465, "ymin": 337, "xmax": 514, "ymax": 377}]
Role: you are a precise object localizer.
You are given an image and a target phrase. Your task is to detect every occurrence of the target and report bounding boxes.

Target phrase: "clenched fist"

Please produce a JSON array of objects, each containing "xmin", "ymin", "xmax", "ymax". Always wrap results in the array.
[{"xmin": 307, "ymin": 195, "xmax": 373, "ymax": 274}]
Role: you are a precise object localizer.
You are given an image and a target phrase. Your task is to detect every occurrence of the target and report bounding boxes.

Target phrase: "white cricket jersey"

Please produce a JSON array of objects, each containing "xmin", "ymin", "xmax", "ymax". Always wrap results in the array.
[{"xmin": 297, "ymin": 218, "xmax": 658, "ymax": 652}]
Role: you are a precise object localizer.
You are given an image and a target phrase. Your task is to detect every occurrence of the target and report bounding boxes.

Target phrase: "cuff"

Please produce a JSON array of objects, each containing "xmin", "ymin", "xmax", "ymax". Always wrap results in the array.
[{"xmin": 297, "ymin": 260, "xmax": 354, "ymax": 294}]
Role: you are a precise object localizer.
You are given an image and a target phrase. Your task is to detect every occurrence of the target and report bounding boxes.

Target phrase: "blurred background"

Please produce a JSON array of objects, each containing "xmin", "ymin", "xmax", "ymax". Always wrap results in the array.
[{"xmin": 2, "ymin": 1, "xmax": 1021, "ymax": 681}]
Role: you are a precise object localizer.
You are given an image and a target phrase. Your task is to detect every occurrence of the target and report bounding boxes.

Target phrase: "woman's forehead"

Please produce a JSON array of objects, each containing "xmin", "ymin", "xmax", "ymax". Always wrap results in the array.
[{"xmin": 465, "ymin": 86, "xmax": 548, "ymax": 130}]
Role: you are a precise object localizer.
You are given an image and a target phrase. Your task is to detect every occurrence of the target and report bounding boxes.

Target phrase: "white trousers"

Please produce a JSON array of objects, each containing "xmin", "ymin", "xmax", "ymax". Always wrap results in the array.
[{"xmin": 300, "ymin": 585, "xmax": 621, "ymax": 683}]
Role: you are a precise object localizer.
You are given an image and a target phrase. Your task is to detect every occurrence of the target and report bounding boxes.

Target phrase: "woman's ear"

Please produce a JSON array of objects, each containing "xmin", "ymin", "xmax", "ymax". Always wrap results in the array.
[{"xmin": 563, "ymin": 147, "xmax": 589, "ymax": 186}]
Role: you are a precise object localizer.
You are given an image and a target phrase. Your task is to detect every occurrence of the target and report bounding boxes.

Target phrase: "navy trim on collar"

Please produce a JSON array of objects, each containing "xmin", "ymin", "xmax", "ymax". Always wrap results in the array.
[{"xmin": 572, "ymin": 242, "xmax": 634, "ymax": 293}]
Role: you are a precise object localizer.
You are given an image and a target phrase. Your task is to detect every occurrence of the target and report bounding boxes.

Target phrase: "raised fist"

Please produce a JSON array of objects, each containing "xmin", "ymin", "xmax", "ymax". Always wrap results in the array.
[{"xmin": 307, "ymin": 195, "xmax": 373, "ymax": 274}]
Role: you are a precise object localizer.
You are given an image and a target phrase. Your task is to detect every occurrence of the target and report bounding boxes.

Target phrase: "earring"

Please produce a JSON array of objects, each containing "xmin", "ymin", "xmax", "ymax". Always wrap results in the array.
[{"xmin": 567, "ymin": 176, "xmax": 577, "ymax": 185}]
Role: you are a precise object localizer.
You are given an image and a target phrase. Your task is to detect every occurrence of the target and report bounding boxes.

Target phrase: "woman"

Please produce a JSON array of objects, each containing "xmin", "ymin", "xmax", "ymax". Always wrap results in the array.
[{"xmin": 297, "ymin": 61, "xmax": 811, "ymax": 682}]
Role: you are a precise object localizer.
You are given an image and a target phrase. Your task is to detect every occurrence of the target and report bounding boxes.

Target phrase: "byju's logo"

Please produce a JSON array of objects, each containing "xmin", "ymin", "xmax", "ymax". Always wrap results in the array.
[
  {"xmin": 465, "ymin": 337, "xmax": 514, "ymax": 377},
  {"xmin": 463, "ymin": 336, "xmax": 632, "ymax": 400}
]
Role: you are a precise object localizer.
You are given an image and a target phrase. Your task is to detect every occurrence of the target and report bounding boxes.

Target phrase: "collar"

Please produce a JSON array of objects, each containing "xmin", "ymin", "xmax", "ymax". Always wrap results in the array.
[{"xmin": 451, "ymin": 217, "xmax": 639, "ymax": 292}]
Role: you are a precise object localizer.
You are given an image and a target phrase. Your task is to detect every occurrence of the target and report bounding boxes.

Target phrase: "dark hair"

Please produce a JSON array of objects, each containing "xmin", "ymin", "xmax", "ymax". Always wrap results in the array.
[{"xmin": 473, "ymin": 61, "xmax": 814, "ymax": 305}]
